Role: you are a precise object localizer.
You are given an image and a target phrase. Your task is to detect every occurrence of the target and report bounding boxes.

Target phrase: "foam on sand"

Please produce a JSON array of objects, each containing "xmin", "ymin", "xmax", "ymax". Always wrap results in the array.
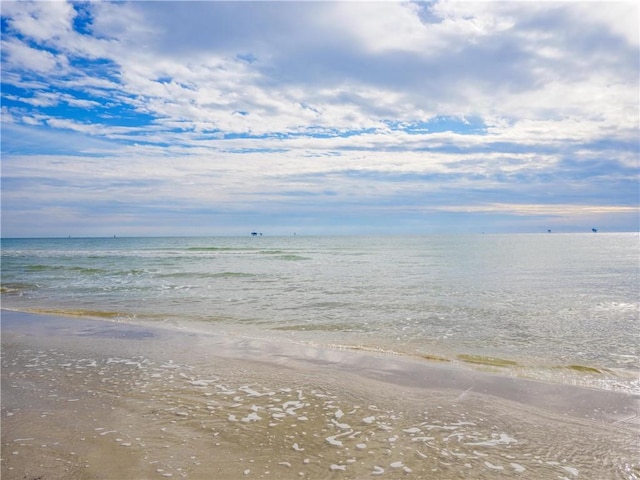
[{"xmin": 2, "ymin": 310, "xmax": 639, "ymax": 479}]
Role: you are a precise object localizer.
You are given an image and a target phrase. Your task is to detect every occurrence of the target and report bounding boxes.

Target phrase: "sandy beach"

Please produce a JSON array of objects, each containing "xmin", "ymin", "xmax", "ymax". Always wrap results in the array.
[{"xmin": 2, "ymin": 310, "xmax": 638, "ymax": 479}]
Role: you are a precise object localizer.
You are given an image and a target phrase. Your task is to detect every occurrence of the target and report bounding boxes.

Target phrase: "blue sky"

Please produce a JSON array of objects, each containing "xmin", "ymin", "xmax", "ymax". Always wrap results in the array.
[{"xmin": 1, "ymin": 1, "xmax": 638, "ymax": 237}]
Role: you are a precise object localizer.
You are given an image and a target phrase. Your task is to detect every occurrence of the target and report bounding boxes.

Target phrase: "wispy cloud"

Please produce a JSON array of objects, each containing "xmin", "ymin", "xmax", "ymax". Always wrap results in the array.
[{"xmin": 1, "ymin": 1, "xmax": 638, "ymax": 236}]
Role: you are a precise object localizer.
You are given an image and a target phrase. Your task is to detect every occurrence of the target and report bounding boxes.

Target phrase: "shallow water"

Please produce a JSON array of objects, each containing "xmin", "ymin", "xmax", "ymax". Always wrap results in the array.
[
  {"xmin": 1, "ymin": 234, "xmax": 639, "ymax": 392},
  {"xmin": 2, "ymin": 312, "xmax": 638, "ymax": 480}
]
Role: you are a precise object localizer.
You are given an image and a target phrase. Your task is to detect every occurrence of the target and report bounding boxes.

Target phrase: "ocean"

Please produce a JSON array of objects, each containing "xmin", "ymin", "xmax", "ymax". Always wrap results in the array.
[{"xmin": 2, "ymin": 233, "xmax": 638, "ymax": 394}]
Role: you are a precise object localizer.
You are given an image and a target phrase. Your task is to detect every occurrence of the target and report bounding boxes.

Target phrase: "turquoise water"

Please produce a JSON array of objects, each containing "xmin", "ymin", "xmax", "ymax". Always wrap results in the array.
[{"xmin": 2, "ymin": 234, "xmax": 638, "ymax": 392}]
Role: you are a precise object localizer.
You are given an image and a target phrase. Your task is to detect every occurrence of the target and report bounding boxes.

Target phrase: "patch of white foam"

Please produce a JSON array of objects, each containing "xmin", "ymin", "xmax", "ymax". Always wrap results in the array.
[
  {"xmin": 241, "ymin": 412, "xmax": 261, "ymax": 422},
  {"xmin": 331, "ymin": 419, "xmax": 351, "ymax": 430},
  {"xmin": 188, "ymin": 380, "xmax": 209, "ymax": 387},
  {"xmin": 562, "ymin": 466, "xmax": 579, "ymax": 476},
  {"xmin": 326, "ymin": 431, "xmax": 351, "ymax": 447},
  {"xmin": 466, "ymin": 433, "xmax": 516, "ymax": 446},
  {"xmin": 403, "ymin": 427, "xmax": 421, "ymax": 434}
]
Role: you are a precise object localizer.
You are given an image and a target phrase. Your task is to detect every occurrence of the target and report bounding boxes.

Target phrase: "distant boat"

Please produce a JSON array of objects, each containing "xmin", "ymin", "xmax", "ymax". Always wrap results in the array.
[{"xmin": 592, "ymin": 228, "xmax": 598, "ymax": 233}]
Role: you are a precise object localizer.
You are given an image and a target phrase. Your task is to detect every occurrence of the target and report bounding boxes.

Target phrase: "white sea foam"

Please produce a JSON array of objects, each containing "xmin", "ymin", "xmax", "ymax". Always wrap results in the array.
[
  {"xmin": 331, "ymin": 419, "xmax": 351, "ymax": 430},
  {"xmin": 466, "ymin": 433, "xmax": 517, "ymax": 447},
  {"xmin": 403, "ymin": 427, "xmax": 421, "ymax": 433},
  {"xmin": 326, "ymin": 435, "xmax": 343, "ymax": 447},
  {"xmin": 562, "ymin": 466, "xmax": 579, "ymax": 476},
  {"xmin": 242, "ymin": 412, "xmax": 261, "ymax": 422}
]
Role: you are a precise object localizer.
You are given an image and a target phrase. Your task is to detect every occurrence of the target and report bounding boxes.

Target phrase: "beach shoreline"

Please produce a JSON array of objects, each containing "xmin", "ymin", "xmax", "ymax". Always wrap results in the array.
[{"xmin": 2, "ymin": 310, "xmax": 639, "ymax": 479}]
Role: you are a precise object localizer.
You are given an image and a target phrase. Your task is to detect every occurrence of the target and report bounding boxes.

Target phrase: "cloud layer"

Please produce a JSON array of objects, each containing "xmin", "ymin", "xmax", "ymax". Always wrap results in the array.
[{"xmin": 1, "ymin": 1, "xmax": 638, "ymax": 236}]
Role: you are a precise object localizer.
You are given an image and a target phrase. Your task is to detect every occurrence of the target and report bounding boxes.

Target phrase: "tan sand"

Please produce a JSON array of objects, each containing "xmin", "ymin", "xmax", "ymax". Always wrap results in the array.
[{"xmin": 2, "ymin": 310, "xmax": 638, "ymax": 479}]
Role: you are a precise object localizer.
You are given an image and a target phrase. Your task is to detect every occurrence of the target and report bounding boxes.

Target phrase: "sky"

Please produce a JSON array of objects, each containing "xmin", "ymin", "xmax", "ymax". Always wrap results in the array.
[{"xmin": 1, "ymin": 1, "xmax": 638, "ymax": 237}]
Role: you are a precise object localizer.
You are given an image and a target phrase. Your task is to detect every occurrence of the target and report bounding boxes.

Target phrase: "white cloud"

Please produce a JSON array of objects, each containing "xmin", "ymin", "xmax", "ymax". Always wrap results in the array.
[
  {"xmin": 2, "ymin": 0, "xmax": 75, "ymax": 42},
  {"xmin": 2, "ymin": 38, "xmax": 66, "ymax": 73},
  {"xmin": 1, "ymin": 0, "xmax": 638, "ymax": 235},
  {"xmin": 6, "ymin": 0, "xmax": 636, "ymax": 138},
  {"xmin": 315, "ymin": 2, "xmax": 435, "ymax": 54},
  {"xmin": 436, "ymin": 203, "xmax": 639, "ymax": 216}
]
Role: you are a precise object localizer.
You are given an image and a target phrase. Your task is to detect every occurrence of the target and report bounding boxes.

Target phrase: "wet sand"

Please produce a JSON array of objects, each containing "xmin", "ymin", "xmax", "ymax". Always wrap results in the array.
[{"xmin": 2, "ymin": 310, "xmax": 638, "ymax": 479}]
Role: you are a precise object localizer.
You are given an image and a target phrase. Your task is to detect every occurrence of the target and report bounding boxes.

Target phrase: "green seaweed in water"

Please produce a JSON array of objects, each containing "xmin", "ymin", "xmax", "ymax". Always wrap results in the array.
[
  {"xmin": 421, "ymin": 354, "xmax": 451, "ymax": 362},
  {"xmin": 457, "ymin": 354, "xmax": 519, "ymax": 367},
  {"xmin": 564, "ymin": 365, "xmax": 602, "ymax": 374}
]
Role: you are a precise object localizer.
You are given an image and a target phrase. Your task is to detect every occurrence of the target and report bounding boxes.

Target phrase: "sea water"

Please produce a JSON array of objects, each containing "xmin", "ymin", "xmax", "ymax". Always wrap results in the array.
[{"xmin": 1, "ymin": 233, "xmax": 638, "ymax": 393}]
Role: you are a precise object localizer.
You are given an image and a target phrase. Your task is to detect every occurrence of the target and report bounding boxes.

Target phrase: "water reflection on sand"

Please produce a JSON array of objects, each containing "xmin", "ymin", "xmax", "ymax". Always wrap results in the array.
[{"xmin": 2, "ymin": 311, "xmax": 639, "ymax": 479}]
